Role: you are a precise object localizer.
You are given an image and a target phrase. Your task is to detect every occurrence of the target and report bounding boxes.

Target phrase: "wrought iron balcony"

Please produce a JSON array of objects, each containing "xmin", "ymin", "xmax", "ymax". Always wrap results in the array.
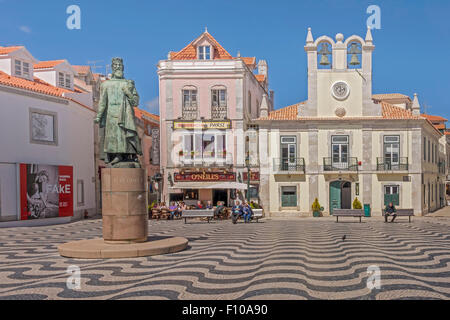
[
  {"xmin": 273, "ymin": 158, "xmax": 305, "ymax": 173},
  {"xmin": 376, "ymin": 157, "xmax": 409, "ymax": 171},
  {"xmin": 323, "ymin": 157, "xmax": 358, "ymax": 171},
  {"xmin": 178, "ymin": 152, "xmax": 232, "ymax": 168}
]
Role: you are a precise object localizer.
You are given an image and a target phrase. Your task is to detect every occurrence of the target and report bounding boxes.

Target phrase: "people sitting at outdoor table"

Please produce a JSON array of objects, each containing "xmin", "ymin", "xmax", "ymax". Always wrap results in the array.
[
  {"xmin": 206, "ymin": 201, "xmax": 213, "ymax": 210},
  {"xmin": 242, "ymin": 202, "xmax": 254, "ymax": 223},
  {"xmin": 384, "ymin": 202, "xmax": 397, "ymax": 223},
  {"xmin": 231, "ymin": 200, "xmax": 243, "ymax": 224}
]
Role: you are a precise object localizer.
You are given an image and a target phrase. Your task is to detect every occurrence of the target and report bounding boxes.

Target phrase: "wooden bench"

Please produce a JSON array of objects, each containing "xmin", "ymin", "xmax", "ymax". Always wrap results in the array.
[
  {"xmin": 252, "ymin": 209, "xmax": 264, "ymax": 222},
  {"xmin": 333, "ymin": 209, "xmax": 364, "ymax": 223},
  {"xmin": 382, "ymin": 209, "xmax": 414, "ymax": 223},
  {"xmin": 182, "ymin": 210, "xmax": 214, "ymax": 224}
]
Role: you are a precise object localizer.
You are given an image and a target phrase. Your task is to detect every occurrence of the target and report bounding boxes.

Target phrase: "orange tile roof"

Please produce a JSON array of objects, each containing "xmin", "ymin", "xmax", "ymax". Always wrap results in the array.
[
  {"xmin": 258, "ymin": 102, "xmax": 305, "ymax": 120},
  {"xmin": 72, "ymin": 65, "xmax": 91, "ymax": 75},
  {"xmin": 421, "ymin": 114, "xmax": 448, "ymax": 122},
  {"xmin": 255, "ymin": 74, "xmax": 266, "ymax": 83},
  {"xmin": 0, "ymin": 70, "xmax": 74, "ymax": 97},
  {"xmin": 134, "ymin": 107, "xmax": 160, "ymax": 124},
  {"xmin": 0, "ymin": 70, "xmax": 92, "ymax": 113},
  {"xmin": 380, "ymin": 102, "xmax": 422, "ymax": 119},
  {"xmin": 372, "ymin": 93, "xmax": 411, "ymax": 101},
  {"xmin": 0, "ymin": 46, "xmax": 23, "ymax": 55},
  {"xmin": 257, "ymin": 101, "xmax": 423, "ymax": 121},
  {"xmin": 170, "ymin": 31, "xmax": 233, "ymax": 60},
  {"xmin": 434, "ymin": 124, "xmax": 446, "ymax": 130},
  {"xmin": 34, "ymin": 60, "xmax": 65, "ymax": 69},
  {"xmin": 241, "ymin": 57, "xmax": 256, "ymax": 67}
]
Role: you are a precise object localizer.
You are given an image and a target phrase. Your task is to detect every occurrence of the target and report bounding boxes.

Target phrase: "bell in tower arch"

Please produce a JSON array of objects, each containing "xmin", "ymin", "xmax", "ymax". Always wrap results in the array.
[
  {"xmin": 348, "ymin": 42, "xmax": 362, "ymax": 66},
  {"xmin": 318, "ymin": 43, "xmax": 332, "ymax": 66}
]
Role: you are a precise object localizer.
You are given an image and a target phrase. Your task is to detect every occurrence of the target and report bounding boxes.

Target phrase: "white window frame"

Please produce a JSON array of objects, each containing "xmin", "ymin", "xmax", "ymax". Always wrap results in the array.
[
  {"xmin": 332, "ymin": 135, "xmax": 349, "ymax": 165},
  {"xmin": 384, "ymin": 135, "xmax": 400, "ymax": 165},
  {"xmin": 14, "ymin": 59, "xmax": 31, "ymax": 78},
  {"xmin": 198, "ymin": 46, "xmax": 211, "ymax": 60},
  {"xmin": 59, "ymin": 72, "xmax": 65, "ymax": 87},
  {"xmin": 65, "ymin": 74, "xmax": 71, "ymax": 89},
  {"xmin": 181, "ymin": 132, "xmax": 227, "ymax": 164}
]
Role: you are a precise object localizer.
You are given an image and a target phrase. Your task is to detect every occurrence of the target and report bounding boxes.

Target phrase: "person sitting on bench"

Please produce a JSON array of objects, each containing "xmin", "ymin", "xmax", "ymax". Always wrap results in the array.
[
  {"xmin": 169, "ymin": 202, "xmax": 178, "ymax": 220},
  {"xmin": 384, "ymin": 202, "xmax": 397, "ymax": 223},
  {"xmin": 231, "ymin": 200, "xmax": 243, "ymax": 224},
  {"xmin": 242, "ymin": 202, "xmax": 254, "ymax": 223},
  {"xmin": 214, "ymin": 201, "xmax": 226, "ymax": 219}
]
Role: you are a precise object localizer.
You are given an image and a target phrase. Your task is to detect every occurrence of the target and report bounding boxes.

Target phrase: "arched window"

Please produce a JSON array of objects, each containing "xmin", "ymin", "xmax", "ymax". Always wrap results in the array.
[
  {"xmin": 211, "ymin": 86, "xmax": 227, "ymax": 119},
  {"xmin": 182, "ymin": 86, "xmax": 198, "ymax": 120},
  {"xmin": 347, "ymin": 41, "xmax": 362, "ymax": 69},
  {"xmin": 317, "ymin": 42, "xmax": 332, "ymax": 69}
]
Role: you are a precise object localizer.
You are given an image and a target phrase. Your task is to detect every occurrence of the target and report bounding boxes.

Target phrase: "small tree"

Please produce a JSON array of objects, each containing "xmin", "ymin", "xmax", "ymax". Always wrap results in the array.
[{"xmin": 353, "ymin": 197, "xmax": 362, "ymax": 209}]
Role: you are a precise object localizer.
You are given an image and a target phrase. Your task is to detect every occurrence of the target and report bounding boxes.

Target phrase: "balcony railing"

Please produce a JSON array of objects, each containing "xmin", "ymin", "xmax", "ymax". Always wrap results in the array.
[
  {"xmin": 178, "ymin": 152, "xmax": 232, "ymax": 167},
  {"xmin": 323, "ymin": 157, "xmax": 358, "ymax": 171},
  {"xmin": 376, "ymin": 157, "xmax": 409, "ymax": 171},
  {"xmin": 273, "ymin": 158, "xmax": 305, "ymax": 173}
]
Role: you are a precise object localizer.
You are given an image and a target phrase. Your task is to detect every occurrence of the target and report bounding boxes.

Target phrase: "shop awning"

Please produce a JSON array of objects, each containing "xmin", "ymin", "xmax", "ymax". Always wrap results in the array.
[{"xmin": 170, "ymin": 182, "xmax": 248, "ymax": 190}]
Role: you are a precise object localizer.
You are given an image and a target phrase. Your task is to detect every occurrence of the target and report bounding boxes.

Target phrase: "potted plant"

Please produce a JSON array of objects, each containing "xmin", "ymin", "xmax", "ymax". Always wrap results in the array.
[
  {"xmin": 312, "ymin": 198, "xmax": 323, "ymax": 217},
  {"xmin": 353, "ymin": 197, "xmax": 363, "ymax": 210},
  {"xmin": 179, "ymin": 150, "xmax": 184, "ymax": 156}
]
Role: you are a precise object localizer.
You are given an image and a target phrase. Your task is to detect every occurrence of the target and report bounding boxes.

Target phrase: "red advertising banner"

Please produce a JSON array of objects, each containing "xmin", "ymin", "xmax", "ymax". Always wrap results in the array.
[
  {"xmin": 174, "ymin": 172, "xmax": 236, "ymax": 182},
  {"xmin": 19, "ymin": 164, "xmax": 74, "ymax": 220},
  {"xmin": 243, "ymin": 172, "xmax": 260, "ymax": 181}
]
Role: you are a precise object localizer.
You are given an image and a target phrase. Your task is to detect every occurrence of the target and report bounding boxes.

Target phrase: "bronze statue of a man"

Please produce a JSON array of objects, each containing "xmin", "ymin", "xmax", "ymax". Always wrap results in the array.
[{"xmin": 94, "ymin": 58, "xmax": 142, "ymax": 167}]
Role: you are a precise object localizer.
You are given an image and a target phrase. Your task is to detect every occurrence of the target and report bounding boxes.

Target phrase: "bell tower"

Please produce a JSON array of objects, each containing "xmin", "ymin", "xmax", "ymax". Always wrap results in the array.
[{"xmin": 301, "ymin": 27, "xmax": 380, "ymax": 118}]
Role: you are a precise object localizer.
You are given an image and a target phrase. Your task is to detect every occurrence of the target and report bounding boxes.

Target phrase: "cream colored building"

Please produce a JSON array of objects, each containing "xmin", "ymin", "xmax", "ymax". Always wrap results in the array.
[{"xmin": 255, "ymin": 28, "xmax": 447, "ymax": 217}]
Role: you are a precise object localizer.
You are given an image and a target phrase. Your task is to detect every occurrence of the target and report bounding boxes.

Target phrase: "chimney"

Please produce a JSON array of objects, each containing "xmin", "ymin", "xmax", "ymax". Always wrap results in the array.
[
  {"xmin": 412, "ymin": 93, "xmax": 421, "ymax": 116},
  {"xmin": 270, "ymin": 90, "xmax": 275, "ymax": 111}
]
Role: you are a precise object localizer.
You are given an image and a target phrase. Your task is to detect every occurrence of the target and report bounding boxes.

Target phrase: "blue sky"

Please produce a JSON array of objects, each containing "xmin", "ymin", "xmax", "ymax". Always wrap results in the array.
[{"xmin": 1, "ymin": 0, "xmax": 449, "ymax": 119}]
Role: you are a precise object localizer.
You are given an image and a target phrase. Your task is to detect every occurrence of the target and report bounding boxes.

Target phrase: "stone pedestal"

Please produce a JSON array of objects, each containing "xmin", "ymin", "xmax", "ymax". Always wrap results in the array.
[
  {"xmin": 101, "ymin": 168, "xmax": 148, "ymax": 243},
  {"xmin": 58, "ymin": 167, "xmax": 188, "ymax": 259}
]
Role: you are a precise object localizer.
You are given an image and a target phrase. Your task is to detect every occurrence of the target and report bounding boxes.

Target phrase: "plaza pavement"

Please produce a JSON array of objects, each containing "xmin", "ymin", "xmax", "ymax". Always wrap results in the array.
[{"xmin": 0, "ymin": 213, "xmax": 450, "ymax": 300}]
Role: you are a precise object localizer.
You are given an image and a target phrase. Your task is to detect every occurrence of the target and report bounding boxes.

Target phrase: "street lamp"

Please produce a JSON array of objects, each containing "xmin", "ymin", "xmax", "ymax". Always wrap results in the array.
[
  {"xmin": 153, "ymin": 173, "xmax": 163, "ymax": 203},
  {"xmin": 245, "ymin": 153, "xmax": 251, "ymax": 203}
]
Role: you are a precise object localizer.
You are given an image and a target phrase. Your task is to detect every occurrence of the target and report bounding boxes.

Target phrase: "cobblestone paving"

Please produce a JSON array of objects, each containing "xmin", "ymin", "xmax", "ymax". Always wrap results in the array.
[{"xmin": 1, "ymin": 217, "xmax": 450, "ymax": 300}]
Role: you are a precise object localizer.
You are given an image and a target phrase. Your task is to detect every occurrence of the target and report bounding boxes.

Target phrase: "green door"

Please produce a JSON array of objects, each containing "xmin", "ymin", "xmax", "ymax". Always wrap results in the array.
[
  {"xmin": 330, "ymin": 181, "xmax": 342, "ymax": 214},
  {"xmin": 384, "ymin": 185, "xmax": 399, "ymax": 206}
]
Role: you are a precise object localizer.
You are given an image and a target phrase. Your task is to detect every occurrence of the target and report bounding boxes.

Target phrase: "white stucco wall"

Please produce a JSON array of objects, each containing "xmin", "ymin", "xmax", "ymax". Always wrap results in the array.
[{"xmin": 0, "ymin": 87, "xmax": 96, "ymax": 221}]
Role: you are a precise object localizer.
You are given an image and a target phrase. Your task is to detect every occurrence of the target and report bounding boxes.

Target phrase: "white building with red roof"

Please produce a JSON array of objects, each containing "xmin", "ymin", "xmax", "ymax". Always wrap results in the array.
[
  {"xmin": 254, "ymin": 28, "xmax": 447, "ymax": 217},
  {"xmin": 0, "ymin": 46, "xmax": 96, "ymax": 226}
]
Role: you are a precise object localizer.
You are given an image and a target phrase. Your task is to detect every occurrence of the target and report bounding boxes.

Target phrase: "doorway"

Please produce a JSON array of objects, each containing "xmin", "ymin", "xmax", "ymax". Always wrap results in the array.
[
  {"xmin": 213, "ymin": 189, "xmax": 228, "ymax": 206},
  {"xmin": 329, "ymin": 181, "xmax": 352, "ymax": 214}
]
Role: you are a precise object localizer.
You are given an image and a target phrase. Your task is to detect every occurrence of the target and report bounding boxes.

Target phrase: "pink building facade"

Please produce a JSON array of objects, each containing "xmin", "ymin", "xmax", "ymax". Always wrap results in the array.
[
  {"xmin": 134, "ymin": 108, "xmax": 161, "ymax": 203},
  {"xmin": 158, "ymin": 31, "xmax": 273, "ymax": 205}
]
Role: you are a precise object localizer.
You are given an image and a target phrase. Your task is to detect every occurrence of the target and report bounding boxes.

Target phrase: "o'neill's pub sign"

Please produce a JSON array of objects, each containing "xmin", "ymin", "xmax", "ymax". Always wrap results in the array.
[
  {"xmin": 173, "ymin": 120, "xmax": 232, "ymax": 130},
  {"xmin": 175, "ymin": 172, "xmax": 236, "ymax": 182}
]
